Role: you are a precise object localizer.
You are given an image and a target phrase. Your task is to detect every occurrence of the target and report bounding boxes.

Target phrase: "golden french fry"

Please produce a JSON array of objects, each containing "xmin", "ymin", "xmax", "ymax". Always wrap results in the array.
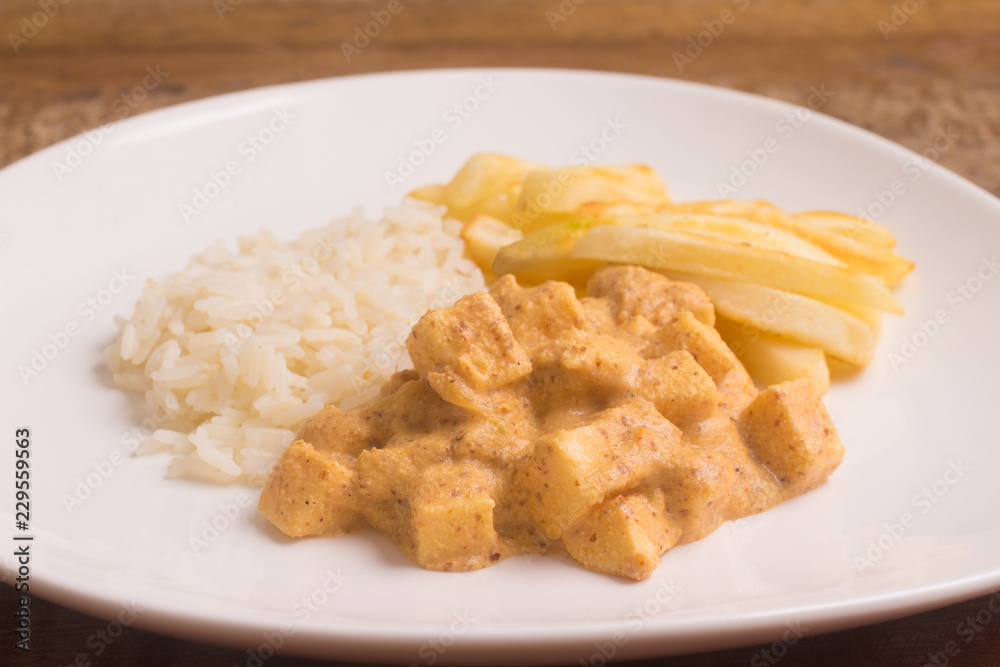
[
  {"xmin": 744, "ymin": 201, "xmax": 911, "ymax": 284},
  {"xmin": 444, "ymin": 153, "xmax": 548, "ymax": 210},
  {"xmin": 567, "ymin": 224, "xmax": 904, "ymax": 314},
  {"xmin": 714, "ymin": 316, "xmax": 831, "ymax": 394},
  {"xmin": 801, "ymin": 229, "xmax": 912, "ymax": 286},
  {"xmin": 796, "ymin": 210, "xmax": 898, "ymax": 249},
  {"xmin": 460, "ymin": 215, "xmax": 523, "ymax": 275},
  {"xmin": 585, "ymin": 164, "xmax": 670, "ymax": 203},
  {"xmin": 492, "ymin": 219, "xmax": 597, "ymax": 275},
  {"xmin": 488, "ymin": 219, "xmax": 600, "ymax": 290},
  {"xmin": 498, "ymin": 210, "xmax": 818, "ymax": 274},
  {"xmin": 467, "ymin": 195, "xmax": 516, "ymax": 224},
  {"xmin": 671, "ymin": 200, "xmax": 913, "ymax": 284},
  {"xmin": 438, "ymin": 154, "xmax": 914, "ymax": 381},
  {"xmin": 408, "ymin": 184, "xmax": 447, "ymax": 206},
  {"xmin": 663, "ymin": 272, "xmax": 881, "ymax": 367},
  {"xmin": 513, "ymin": 164, "xmax": 669, "ymax": 231},
  {"xmin": 624, "ymin": 212, "xmax": 841, "ymax": 264},
  {"xmin": 558, "ymin": 199, "xmax": 912, "ymax": 285}
]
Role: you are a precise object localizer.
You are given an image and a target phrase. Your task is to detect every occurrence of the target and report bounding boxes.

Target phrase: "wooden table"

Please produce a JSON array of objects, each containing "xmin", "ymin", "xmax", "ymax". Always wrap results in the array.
[{"xmin": 2, "ymin": 1, "xmax": 999, "ymax": 665}]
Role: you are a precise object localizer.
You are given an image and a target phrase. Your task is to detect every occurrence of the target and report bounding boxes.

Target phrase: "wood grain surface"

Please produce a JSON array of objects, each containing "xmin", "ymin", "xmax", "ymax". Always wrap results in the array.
[{"xmin": 1, "ymin": 1, "xmax": 999, "ymax": 665}]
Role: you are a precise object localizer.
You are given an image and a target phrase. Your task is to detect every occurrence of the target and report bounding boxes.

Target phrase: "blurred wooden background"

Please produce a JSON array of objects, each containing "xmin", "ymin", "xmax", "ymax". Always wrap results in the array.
[
  {"xmin": 1, "ymin": 0, "xmax": 999, "ymax": 196},
  {"xmin": 2, "ymin": 1, "xmax": 1000, "ymax": 665}
]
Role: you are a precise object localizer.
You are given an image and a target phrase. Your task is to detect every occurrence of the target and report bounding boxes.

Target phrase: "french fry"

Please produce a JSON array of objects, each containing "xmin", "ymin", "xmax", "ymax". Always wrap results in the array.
[
  {"xmin": 408, "ymin": 183, "xmax": 447, "ymax": 206},
  {"xmin": 517, "ymin": 201, "xmax": 906, "ymax": 286},
  {"xmin": 670, "ymin": 200, "xmax": 913, "ymax": 285},
  {"xmin": 496, "ymin": 220, "xmax": 903, "ymax": 314},
  {"xmin": 621, "ymin": 212, "xmax": 842, "ymax": 264},
  {"xmin": 423, "ymin": 153, "xmax": 914, "ymax": 382},
  {"xmin": 460, "ymin": 214, "xmax": 523, "ymax": 275},
  {"xmin": 492, "ymin": 219, "xmax": 597, "ymax": 275},
  {"xmin": 714, "ymin": 316, "xmax": 831, "ymax": 394},
  {"xmin": 532, "ymin": 199, "xmax": 903, "ymax": 266},
  {"xmin": 567, "ymin": 202, "xmax": 837, "ymax": 263},
  {"xmin": 514, "ymin": 165, "xmax": 669, "ymax": 231},
  {"xmin": 796, "ymin": 210, "xmax": 898, "ymax": 249},
  {"xmin": 662, "ymin": 272, "xmax": 881, "ymax": 366},
  {"xmin": 489, "ymin": 219, "xmax": 602, "ymax": 289},
  {"xmin": 566, "ymin": 224, "xmax": 904, "ymax": 314},
  {"xmin": 444, "ymin": 153, "xmax": 546, "ymax": 210}
]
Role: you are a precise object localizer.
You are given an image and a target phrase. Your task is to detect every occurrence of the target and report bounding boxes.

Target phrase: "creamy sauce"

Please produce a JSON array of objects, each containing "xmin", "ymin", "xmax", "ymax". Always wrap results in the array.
[{"xmin": 258, "ymin": 265, "xmax": 843, "ymax": 579}]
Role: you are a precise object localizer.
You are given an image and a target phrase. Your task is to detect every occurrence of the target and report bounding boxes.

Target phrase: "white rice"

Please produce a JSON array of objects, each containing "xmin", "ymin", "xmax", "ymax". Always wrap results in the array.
[{"xmin": 106, "ymin": 198, "xmax": 485, "ymax": 484}]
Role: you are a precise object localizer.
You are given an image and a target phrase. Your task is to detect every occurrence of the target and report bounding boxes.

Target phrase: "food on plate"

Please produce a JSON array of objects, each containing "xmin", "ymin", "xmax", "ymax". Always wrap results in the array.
[
  {"xmin": 795, "ymin": 209, "xmax": 899, "ymax": 250},
  {"xmin": 666, "ymin": 200, "xmax": 913, "ymax": 286},
  {"xmin": 659, "ymin": 271, "xmax": 882, "ymax": 368},
  {"xmin": 714, "ymin": 317, "xmax": 831, "ymax": 394},
  {"xmin": 411, "ymin": 153, "xmax": 671, "ymax": 231},
  {"xmin": 505, "ymin": 220, "xmax": 902, "ymax": 313},
  {"xmin": 107, "ymin": 150, "xmax": 903, "ymax": 579},
  {"xmin": 259, "ymin": 266, "xmax": 843, "ymax": 580},
  {"xmin": 105, "ymin": 200, "xmax": 484, "ymax": 482},
  {"xmin": 459, "ymin": 213, "xmax": 523, "ymax": 279},
  {"xmin": 412, "ymin": 153, "xmax": 914, "ymax": 388}
]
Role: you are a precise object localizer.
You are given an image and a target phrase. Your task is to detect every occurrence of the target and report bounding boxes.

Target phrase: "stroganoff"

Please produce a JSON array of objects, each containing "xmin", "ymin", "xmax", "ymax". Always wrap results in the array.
[{"xmin": 259, "ymin": 266, "xmax": 843, "ymax": 579}]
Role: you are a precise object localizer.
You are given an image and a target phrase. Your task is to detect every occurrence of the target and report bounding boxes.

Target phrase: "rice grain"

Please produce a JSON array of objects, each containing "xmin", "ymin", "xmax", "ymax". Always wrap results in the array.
[{"xmin": 106, "ymin": 199, "xmax": 484, "ymax": 483}]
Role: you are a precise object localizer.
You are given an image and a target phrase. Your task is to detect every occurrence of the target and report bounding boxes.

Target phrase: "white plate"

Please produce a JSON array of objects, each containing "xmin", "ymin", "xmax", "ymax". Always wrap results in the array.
[{"xmin": 2, "ymin": 68, "xmax": 1000, "ymax": 664}]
